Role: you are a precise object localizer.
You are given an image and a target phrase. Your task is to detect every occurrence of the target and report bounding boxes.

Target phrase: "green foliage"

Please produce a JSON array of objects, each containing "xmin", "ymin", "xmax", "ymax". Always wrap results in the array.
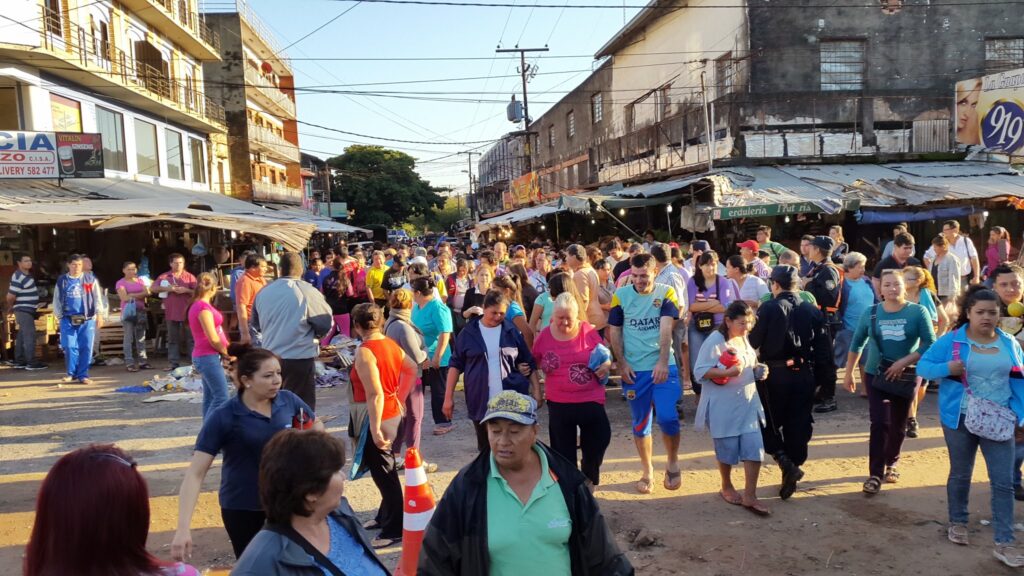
[
  {"xmin": 327, "ymin": 145, "xmax": 446, "ymax": 227},
  {"xmin": 409, "ymin": 196, "xmax": 466, "ymax": 233}
]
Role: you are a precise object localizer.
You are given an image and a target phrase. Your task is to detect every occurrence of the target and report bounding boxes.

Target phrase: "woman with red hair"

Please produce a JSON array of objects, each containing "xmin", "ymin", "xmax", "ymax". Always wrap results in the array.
[{"xmin": 24, "ymin": 444, "xmax": 198, "ymax": 576}]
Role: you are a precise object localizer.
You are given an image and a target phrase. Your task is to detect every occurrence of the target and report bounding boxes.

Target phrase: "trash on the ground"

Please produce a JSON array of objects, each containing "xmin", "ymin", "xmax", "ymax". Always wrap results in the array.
[
  {"xmin": 144, "ymin": 366, "xmax": 203, "ymax": 392},
  {"xmin": 115, "ymin": 385, "xmax": 152, "ymax": 393},
  {"xmin": 316, "ymin": 366, "xmax": 349, "ymax": 389},
  {"xmin": 981, "ymin": 519, "xmax": 991, "ymax": 526},
  {"xmin": 142, "ymin": 391, "xmax": 202, "ymax": 403},
  {"xmin": 329, "ymin": 335, "xmax": 359, "ymax": 368},
  {"xmin": 105, "ymin": 357, "xmax": 125, "ymax": 366}
]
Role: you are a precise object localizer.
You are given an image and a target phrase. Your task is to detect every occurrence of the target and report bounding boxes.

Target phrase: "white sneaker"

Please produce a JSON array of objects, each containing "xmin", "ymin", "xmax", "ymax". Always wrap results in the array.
[{"xmin": 995, "ymin": 544, "xmax": 1024, "ymax": 568}]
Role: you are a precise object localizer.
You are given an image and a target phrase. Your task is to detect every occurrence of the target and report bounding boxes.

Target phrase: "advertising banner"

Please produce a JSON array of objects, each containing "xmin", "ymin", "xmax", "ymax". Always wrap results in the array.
[
  {"xmin": 510, "ymin": 171, "xmax": 539, "ymax": 207},
  {"xmin": 956, "ymin": 67, "xmax": 1024, "ymax": 157},
  {"xmin": 0, "ymin": 131, "xmax": 103, "ymax": 179}
]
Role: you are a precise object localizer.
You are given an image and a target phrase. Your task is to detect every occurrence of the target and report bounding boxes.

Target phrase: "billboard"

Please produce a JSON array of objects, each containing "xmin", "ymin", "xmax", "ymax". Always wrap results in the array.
[
  {"xmin": 956, "ymin": 67, "xmax": 1024, "ymax": 157},
  {"xmin": 510, "ymin": 171, "xmax": 539, "ymax": 207},
  {"xmin": 0, "ymin": 131, "xmax": 103, "ymax": 179}
]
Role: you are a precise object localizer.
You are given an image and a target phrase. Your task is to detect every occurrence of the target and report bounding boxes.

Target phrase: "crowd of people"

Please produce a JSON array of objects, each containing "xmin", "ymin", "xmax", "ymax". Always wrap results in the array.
[{"xmin": 13, "ymin": 218, "xmax": 1024, "ymax": 572}]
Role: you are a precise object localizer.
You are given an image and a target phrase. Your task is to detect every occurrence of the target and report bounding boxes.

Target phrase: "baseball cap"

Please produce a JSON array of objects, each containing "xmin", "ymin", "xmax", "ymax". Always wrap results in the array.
[
  {"xmin": 480, "ymin": 391, "xmax": 538, "ymax": 426},
  {"xmin": 769, "ymin": 265, "xmax": 800, "ymax": 286},
  {"xmin": 691, "ymin": 240, "xmax": 711, "ymax": 252},
  {"xmin": 811, "ymin": 236, "xmax": 835, "ymax": 252},
  {"xmin": 736, "ymin": 239, "xmax": 760, "ymax": 252},
  {"xmin": 410, "ymin": 256, "xmax": 428, "ymax": 266}
]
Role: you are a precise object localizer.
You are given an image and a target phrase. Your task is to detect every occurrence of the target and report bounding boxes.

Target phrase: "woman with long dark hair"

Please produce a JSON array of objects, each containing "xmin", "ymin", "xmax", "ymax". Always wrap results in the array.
[
  {"xmin": 686, "ymin": 251, "xmax": 738, "ymax": 397},
  {"xmin": 172, "ymin": 345, "xmax": 321, "ymax": 561},
  {"xmin": 26, "ymin": 445, "xmax": 200, "ymax": 576},
  {"xmin": 492, "ymin": 274, "xmax": 534, "ymax": 347},
  {"xmin": 918, "ymin": 286, "xmax": 1024, "ymax": 567},
  {"xmin": 694, "ymin": 301, "xmax": 770, "ymax": 516},
  {"xmin": 411, "ymin": 278, "xmax": 455, "ymax": 438},
  {"xmin": 320, "ymin": 258, "xmax": 352, "ymax": 345},
  {"xmin": 186, "ymin": 272, "xmax": 231, "ymax": 419}
]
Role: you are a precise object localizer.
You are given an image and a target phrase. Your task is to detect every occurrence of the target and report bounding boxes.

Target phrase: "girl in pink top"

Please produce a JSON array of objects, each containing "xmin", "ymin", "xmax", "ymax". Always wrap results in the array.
[
  {"xmin": 986, "ymin": 226, "xmax": 1013, "ymax": 277},
  {"xmin": 186, "ymin": 273, "xmax": 231, "ymax": 418},
  {"xmin": 533, "ymin": 292, "xmax": 612, "ymax": 488}
]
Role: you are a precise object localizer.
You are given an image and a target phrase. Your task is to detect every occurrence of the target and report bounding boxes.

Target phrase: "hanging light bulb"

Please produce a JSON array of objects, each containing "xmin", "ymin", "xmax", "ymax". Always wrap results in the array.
[
  {"xmin": 52, "ymin": 227, "xmax": 57, "ymax": 236},
  {"xmin": 666, "ymin": 204, "xmax": 673, "ymax": 213},
  {"xmin": 619, "ymin": 208, "xmax": 626, "ymax": 216},
  {"xmin": 540, "ymin": 224, "xmax": 546, "ymax": 230},
  {"xmin": 784, "ymin": 216, "xmax": 791, "ymax": 223},
  {"xmin": 230, "ymin": 230, "xmax": 238, "ymax": 239},
  {"xmin": 591, "ymin": 219, "xmax": 596, "ymax": 225}
]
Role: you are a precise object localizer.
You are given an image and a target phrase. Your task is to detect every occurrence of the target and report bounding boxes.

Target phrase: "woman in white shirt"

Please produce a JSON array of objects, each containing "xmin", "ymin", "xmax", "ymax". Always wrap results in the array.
[{"xmin": 726, "ymin": 255, "xmax": 768, "ymax": 309}]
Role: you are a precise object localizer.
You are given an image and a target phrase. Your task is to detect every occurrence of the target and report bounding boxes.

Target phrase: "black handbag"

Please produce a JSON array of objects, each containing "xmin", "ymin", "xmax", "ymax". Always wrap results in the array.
[{"xmin": 693, "ymin": 277, "xmax": 720, "ymax": 333}]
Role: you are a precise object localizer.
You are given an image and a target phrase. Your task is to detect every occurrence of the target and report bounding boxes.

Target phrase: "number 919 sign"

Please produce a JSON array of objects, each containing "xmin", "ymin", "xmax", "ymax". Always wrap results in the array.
[{"xmin": 981, "ymin": 100, "xmax": 1024, "ymax": 153}]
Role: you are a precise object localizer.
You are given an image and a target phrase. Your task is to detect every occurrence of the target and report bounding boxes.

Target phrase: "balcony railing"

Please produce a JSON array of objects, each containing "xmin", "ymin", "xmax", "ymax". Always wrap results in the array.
[
  {"xmin": 149, "ymin": 0, "xmax": 222, "ymax": 53},
  {"xmin": 244, "ymin": 65, "xmax": 296, "ymax": 118},
  {"xmin": 40, "ymin": 6, "xmax": 224, "ymax": 126},
  {"xmin": 252, "ymin": 180, "xmax": 303, "ymax": 202},
  {"xmin": 249, "ymin": 124, "xmax": 300, "ymax": 162},
  {"xmin": 203, "ymin": 0, "xmax": 289, "ymax": 66}
]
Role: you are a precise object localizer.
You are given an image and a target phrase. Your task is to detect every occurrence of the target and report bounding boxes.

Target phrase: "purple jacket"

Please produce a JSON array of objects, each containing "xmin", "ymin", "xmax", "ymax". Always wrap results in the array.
[{"xmin": 448, "ymin": 317, "xmax": 536, "ymax": 421}]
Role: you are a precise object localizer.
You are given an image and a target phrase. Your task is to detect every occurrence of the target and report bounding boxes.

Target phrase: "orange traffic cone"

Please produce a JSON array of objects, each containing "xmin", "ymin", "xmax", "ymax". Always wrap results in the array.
[{"xmin": 396, "ymin": 447, "xmax": 437, "ymax": 576}]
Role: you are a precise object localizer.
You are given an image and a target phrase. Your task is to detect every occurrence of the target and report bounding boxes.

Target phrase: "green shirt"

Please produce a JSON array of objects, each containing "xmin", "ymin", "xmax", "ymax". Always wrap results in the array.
[
  {"xmin": 486, "ymin": 445, "xmax": 572, "ymax": 576},
  {"xmin": 763, "ymin": 240, "xmax": 786, "ymax": 266},
  {"xmin": 850, "ymin": 301, "xmax": 936, "ymax": 376},
  {"xmin": 759, "ymin": 290, "xmax": 818, "ymax": 307}
]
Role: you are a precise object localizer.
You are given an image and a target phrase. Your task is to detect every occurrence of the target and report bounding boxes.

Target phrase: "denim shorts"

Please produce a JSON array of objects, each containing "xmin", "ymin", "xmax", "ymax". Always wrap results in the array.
[{"xmin": 713, "ymin": 430, "xmax": 765, "ymax": 466}]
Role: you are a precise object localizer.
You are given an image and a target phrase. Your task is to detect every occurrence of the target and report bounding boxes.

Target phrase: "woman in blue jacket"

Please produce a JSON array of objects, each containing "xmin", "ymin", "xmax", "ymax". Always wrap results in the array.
[
  {"xmin": 442, "ymin": 289, "xmax": 540, "ymax": 452},
  {"xmin": 917, "ymin": 286, "xmax": 1024, "ymax": 568}
]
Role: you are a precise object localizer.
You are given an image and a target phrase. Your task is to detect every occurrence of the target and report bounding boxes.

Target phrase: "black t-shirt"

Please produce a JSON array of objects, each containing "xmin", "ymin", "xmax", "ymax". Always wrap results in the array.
[
  {"xmin": 871, "ymin": 255, "xmax": 922, "ymax": 278},
  {"xmin": 612, "ymin": 259, "xmax": 632, "ymax": 281}
]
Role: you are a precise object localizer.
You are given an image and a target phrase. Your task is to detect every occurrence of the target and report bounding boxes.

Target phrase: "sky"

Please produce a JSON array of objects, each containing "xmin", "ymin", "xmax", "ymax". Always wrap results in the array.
[{"xmin": 236, "ymin": 0, "xmax": 643, "ymax": 194}]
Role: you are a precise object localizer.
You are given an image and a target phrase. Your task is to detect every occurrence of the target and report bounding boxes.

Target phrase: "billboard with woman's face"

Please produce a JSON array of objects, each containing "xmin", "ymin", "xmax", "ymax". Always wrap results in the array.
[{"xmin": 956, "ymin": 68, "xmax": 1024, "ymax": 158}]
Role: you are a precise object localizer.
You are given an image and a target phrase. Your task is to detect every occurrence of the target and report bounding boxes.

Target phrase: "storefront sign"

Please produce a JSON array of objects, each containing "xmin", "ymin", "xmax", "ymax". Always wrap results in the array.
[
  {"xmin": 510, "ymin": 172, "xmax": 539, "ymax": 207},
  {"xmin": 0, "ymin": 131, "xmax": 103, "ymax": 179},
  {"xmin": 956, "ymin": 67, "xmax": 1024, "ymax": 156},
  {"xmin": 712, "ymin": 199, "xmax": 860, "ymax": 220}
]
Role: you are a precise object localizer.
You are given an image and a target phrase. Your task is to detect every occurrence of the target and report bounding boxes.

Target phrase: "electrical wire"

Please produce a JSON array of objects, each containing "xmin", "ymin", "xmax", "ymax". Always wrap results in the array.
[{"xmin": 335, "ymin": 0, "xmax": 1024, "ymax": 8}]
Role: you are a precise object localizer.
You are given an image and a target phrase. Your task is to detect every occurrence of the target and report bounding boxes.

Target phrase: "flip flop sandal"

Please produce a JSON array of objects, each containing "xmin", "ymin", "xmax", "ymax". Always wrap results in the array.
[
  {"xmin": 433, "ymin": 425, "xmax": 455, "ymax": 436},
  {"xmin": 635, "ymin": 477, "xmax": 653, "ymax": 494},
  {"xmin": 719, "ymin": 490, "xmax": 743, "ymax": 506},
  {"xmin": 947, "ymin": 524, "xmax": 969, "ymax": 545},
  {"xmin": 139, "ymin": 363, "xmax": 153, "ymax": 370},
  {"xmin": 423, "ymin": 462, "xmax": 439, "ymax": 473},
  {"xmin": 362, "ymin": 519, "xmax": 382, "ymax": 530},
  {"xmin": 371, "ymin": 536, "xmax": 402, "ymax": 549},
  {"xmin": 742, "ymin": 502, "xmax": 772, "ymax": 517},
  {"xmin": 127, "ymin": 365, "xmax": 139, "ymax": 373},
  {"xmin": 664, "ymin": 469, "xmax": 682, "ymax": 491},
  {"xmin": 862, "ymin": 476, "xmax": 882, "ymax": 495},
  {"xmin": 883, "ymin": 467, "xmax": 900, "ymax": 484}
]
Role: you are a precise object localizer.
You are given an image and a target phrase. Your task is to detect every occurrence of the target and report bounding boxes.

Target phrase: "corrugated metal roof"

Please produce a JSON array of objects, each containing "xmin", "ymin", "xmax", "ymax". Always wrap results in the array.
[{"xmin": 476, "ymin": 201, "xmax": 563, "ymax": 231}]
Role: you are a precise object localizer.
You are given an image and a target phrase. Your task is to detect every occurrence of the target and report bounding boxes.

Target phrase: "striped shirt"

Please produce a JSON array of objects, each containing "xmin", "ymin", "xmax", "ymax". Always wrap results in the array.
[{"xmin": 8, "ymin": 271, "xmax": 39, "ymax": 312}]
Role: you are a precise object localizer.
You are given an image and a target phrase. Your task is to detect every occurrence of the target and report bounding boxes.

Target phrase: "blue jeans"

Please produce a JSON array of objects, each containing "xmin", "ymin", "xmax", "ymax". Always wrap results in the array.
[
  {"xmin": 194, "ymin": 353, "xmax": 229, "ymax": 419},
  {"xmin": 1014, "ymin": 439, "xmax": 1024, "ymax": 488},
  {"xmin": 687, "ymin": 325, "xmax": 712, "ymax": 395},
  {"xmin": 943, "ymin": 415, "xmax": 1015, "ymax": 544},
  {"xmin": 60, "ymin": 317, "xmax": 95, "ymax": 380}
]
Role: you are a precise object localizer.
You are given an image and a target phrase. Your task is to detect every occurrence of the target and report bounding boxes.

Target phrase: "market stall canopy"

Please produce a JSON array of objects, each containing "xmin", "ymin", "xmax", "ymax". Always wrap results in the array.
[
  {"xmin": 257, "ymin": 203, "xmax": 370, "ymax": 234},
  {"xmin": 475, "ymin": 201, "xmax": 563, "ymax": 231},
  {"xmin": 0, "ymin": 178, "xmax": 329, "ymax": 250}
]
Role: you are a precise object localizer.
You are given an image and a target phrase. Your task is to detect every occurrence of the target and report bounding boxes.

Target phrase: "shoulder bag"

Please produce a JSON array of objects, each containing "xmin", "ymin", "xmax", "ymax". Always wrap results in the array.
[
  {"xmin": 869, "ymin": 304, "xmax": 918, "ymax": 399},
  {"xmin": 953, "ymin": 341, "xmax": 1016, "ymax": 442},
  {"xmin": 693, "ymin": 277, "xmax": 720, "ymax": 333}
]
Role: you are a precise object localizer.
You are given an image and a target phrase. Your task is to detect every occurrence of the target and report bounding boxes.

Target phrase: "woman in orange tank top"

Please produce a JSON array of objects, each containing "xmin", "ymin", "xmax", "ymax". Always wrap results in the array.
[{"xmin": 351, "ymin": 302, "xmax": 417, "ymax": 548}]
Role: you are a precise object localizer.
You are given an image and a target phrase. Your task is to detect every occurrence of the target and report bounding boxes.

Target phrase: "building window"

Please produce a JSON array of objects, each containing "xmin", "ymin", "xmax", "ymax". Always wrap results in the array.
[
  {"xmin": 165, "ymin": 130, "xmax": 184, "ymax": 180},
  {"xmin": 95, "ymin": 107, "xmax": 127, "ymax": 172},
  {"xmin": 548, "ymin": 125, "xmax": 556, "ymax": 149},
  {"xmin": 44, "ymin": 0, "xmax": 62, "ymax": 36},
  {"xmin": 190, "ymin": 138, "xmax": 207, "ymax": 183},
  {"xmin": 656, "ymin": 85, "xmax": 671, "ymax": 121},
  {"xmin": 715, "ymin": 53, "xmax": 734, "ymax": 98},
  {"xmin": 567, "ymin": 111, "xmax": 575, "ymax": 139},
  {"xmin": 134, "ymin": 119, "xmax": 160, "ymax": 177},
  {"xmin": 820, "ymin": 40, "xmax": 866, "ymax": 91},
  {"xmin": 986, "ymin": 38, "xmax": 1024, "ymax": 73},
  {"xmin": 591, "ymin": 92, "xmax": 603, "ymax": 124},
  {"xmin": 49, "ymin": 94, "xmax": 81, "ymax": 132}
]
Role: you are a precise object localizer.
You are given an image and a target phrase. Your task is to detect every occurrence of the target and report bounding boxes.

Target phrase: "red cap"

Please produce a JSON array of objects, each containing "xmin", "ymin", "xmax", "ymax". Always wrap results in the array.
[{"xmin": 736, "ymin": 240, "xmax": 760, "ymax": 252}]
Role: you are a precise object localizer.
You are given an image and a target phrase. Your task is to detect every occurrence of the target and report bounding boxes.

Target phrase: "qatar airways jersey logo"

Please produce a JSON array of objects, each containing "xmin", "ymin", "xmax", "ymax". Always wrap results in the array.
[{"xmin": 628, "ymin": 317, "xmax": 661, "ymax": 330}]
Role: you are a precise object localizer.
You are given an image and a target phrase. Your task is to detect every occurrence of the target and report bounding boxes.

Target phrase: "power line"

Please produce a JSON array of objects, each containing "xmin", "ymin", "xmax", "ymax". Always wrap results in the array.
[
  {"xmin": 336, "ymin": 0, "xmax": 1022, "ymax": 8},
  {"xmin": 299, "ymin": 120, "xmax": 499, "ymax": 145},
  {"xmin": 275, "ymin": 1, "xmax": 364, "ymax": 54}
]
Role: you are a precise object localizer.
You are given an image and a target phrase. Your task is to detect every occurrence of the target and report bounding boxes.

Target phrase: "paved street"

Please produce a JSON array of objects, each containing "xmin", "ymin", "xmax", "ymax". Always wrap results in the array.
[{"xmin": 0, "ymin": 363, "xmax": 1012, "ymax": 575}]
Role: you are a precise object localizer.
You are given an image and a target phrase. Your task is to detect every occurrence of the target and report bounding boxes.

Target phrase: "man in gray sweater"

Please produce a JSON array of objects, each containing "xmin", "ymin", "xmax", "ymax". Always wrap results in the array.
[{"xmin": 252, "ymin": 252, "xmax": 333, "ymax": 409}]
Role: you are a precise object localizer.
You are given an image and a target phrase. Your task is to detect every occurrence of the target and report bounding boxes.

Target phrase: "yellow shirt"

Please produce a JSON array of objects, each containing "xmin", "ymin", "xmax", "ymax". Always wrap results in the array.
[{"xmin": 366, "ymin": 266, "xmax": 386, "ymax": 301}]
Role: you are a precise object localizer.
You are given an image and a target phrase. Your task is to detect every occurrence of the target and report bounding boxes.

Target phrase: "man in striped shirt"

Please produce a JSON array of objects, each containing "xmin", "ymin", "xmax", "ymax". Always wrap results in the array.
[{"xmin": 5, "ymin": 254, "xmax": 46, "ymax": 370}]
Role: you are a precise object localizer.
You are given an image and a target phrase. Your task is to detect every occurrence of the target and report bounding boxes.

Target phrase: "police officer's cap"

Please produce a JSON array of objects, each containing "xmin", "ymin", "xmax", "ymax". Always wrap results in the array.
[
  {"xmin": 810, "ymin": 236, "xmax": 835, "ymax": 253},
  {"xmin": 769, "ymin": 265, "xmax": 800, "ymax": 288}
]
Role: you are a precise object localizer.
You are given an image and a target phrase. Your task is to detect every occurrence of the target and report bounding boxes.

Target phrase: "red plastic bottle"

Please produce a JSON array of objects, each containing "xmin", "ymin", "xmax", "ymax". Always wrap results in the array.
[{"xmin": 712, "ymin": 348, "xmax": 740, "ymax": 385}]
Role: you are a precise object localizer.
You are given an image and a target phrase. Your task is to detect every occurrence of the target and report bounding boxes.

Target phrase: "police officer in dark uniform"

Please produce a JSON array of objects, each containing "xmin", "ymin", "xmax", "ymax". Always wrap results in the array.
[
  {"xmin": 749, "ymin": 265, "xmax": 833, "ymax": 500},
  {"xmin": 802, "ymin": 236, "xmax": 841, "ymax": 414}
]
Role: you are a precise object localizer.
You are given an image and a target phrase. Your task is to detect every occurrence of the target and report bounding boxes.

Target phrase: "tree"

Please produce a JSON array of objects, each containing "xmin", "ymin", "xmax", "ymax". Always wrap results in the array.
[
  {"xmin": 328, "ymin": 145, "xmax": 446, "ymax": 227},
  {"xmin": 409, "ymin": 196, "xmax": 465, "ymax": 234}
]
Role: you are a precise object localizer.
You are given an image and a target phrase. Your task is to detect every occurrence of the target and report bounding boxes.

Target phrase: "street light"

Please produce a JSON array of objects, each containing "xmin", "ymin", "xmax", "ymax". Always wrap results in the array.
[{"xmin": 665, "ymin": 203, "xmax": 673, "ymax": 239}]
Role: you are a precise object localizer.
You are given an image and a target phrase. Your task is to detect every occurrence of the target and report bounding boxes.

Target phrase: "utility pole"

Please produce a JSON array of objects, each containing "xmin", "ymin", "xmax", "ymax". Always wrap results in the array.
[
  {"xmin": 461, "ymin": 150, "xmax": 479, "ymax": 221},
  {"xmin": 496, "ymin": 45, "xmax": 548, "ymax": 173},
  {"xmin": 699, "ymin": 70, "xmax": 714, "ymax": 170}
]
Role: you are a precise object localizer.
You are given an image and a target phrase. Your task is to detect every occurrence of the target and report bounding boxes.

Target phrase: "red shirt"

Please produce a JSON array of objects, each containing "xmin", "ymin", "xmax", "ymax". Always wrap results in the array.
[
  {"xmin": 155, "ymin": 270, "xmax": 197, "ymax": 322},
  {"xmin": 351, "ymin": 338, "xmax": 405, "ymax": 420}
]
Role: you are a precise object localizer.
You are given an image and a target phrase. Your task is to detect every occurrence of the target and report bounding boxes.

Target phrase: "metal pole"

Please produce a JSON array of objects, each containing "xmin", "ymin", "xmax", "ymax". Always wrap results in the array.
[
  {"xmin": 496, "ymin": 46, "xmax": 548, "ymax": 174},
  {"xmin": 700, "ymin": 70, "xmax": 714, "ymax": 170},
  {"xmin": 666, "ymin": 205, "xmax": 673, "ymax": 239}
]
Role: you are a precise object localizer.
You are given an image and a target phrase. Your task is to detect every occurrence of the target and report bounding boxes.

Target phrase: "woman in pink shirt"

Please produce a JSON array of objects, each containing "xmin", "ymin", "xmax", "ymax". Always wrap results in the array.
[
  {"xmin": 187, "ymin": 273, "xmax": 231, "ymax": 419},
  {"xmin": 533, "ymin": 292, "xmax": 612, "ymax": 490},
  {"xmin": 986, "ymin": 226, "xmax": 1013, "ymax": 277}
]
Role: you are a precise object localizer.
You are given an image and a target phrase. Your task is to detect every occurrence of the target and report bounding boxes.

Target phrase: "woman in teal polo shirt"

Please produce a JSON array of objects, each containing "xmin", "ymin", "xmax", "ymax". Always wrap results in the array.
[
  {"xmin": 171, "ymin": 345, "xmax": 322, "ymax": 561},
  {"xmin": 411, "ymin": 277, "xmax": 454, "ymax": 435}
]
